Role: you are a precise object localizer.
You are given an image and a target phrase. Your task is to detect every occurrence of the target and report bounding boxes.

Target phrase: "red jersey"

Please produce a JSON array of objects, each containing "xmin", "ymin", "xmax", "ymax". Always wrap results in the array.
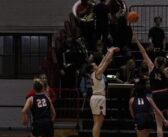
[{"xmin": 26, "ymin": 87, "xmax": 56, "ymax": 102}]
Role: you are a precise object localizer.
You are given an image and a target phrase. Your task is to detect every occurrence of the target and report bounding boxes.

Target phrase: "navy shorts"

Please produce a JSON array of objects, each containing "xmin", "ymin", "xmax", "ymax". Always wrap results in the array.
[
  {"xmin": 134, "ymin": 113, "xmax": 155, "ymax": 130},
  {"xmin": 32, "ymin": 120, "xmax": 54, "ymax": 137},
  {"xmin": 152, "ymin": 90, "xmax": 168, "ymax": 111}
]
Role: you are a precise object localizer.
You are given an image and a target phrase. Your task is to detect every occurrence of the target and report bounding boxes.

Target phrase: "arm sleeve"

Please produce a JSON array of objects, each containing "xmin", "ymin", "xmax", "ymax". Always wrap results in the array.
[{"xmin": 26, "ymin": 90, "xmax": 35, "ymax": 99}]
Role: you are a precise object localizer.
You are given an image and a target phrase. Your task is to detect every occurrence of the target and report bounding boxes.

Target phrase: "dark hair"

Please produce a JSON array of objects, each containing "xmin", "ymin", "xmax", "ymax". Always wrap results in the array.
[
  {"xmin": 85, "ymin": 64, "xmax": 94, "ymax": 74},
  {"xmin": 154, "ymin": 16, "xmax": 162, "ymax": 22},
  {"xmin": 33, "ymin": 81, "xmax": 43, "ymax": 92},
  {"xmin": 93, "ymin": 53, "xmax": 103, "ymax": 66},
  {"xmin": 156, "ymin": 56, "xmax": 166, "ymax": 68},
  {"xmin": 133, "ymin": 83, "xmax": 145, "ymax": 98}
]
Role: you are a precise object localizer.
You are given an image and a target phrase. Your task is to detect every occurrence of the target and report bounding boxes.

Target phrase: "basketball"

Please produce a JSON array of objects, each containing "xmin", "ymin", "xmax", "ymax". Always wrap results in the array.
[{"xmin": 127, "ymin": 11, "xmax": 139, "ymax": 23}]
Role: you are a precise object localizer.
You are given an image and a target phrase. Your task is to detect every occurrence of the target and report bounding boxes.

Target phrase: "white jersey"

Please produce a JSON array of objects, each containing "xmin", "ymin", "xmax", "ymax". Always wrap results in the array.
[{"xmin": 91, "ymin": 72, "xmax": 106, "ymax": 95}]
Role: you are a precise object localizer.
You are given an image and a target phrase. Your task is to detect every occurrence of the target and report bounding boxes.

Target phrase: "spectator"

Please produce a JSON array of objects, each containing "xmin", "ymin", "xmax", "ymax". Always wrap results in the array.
[
  {"xmin": 93, "ymin": 0, "xmax": 112, "ymax": 46},
  {"xmin": 110, "ymin": 16, "xmax": 133, "ymax": 59},
  {"xmin": 116, "ymin": 58, "xmax": 137, "ymax": 83},
  {"xmin": 148, "ymin": 16, "xmax": 165, "ymax": 51},
  {"xmin": 58, "ymin": 34, "xmax": 80, "ymax": 88},
  {"xmin": 26, "ymin": 74, "xmax": 56, "ymax": 103},
  {"xmin": 108, "ymin": 0, "xmax": 126, "ymax": 22},
  {"xmin": 76, "ymin": 0, "xmax": 95, "ymax": 50},
  {"xmin": 93, "ymin": 40, "xmax": 105, "ymax": 65},
  {"xmin": 75, "ymin": 36, "xmax": 89, "ymax": 71}
]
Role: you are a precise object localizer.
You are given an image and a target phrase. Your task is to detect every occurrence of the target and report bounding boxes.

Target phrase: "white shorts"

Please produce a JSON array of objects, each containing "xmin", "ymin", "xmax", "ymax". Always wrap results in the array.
[{"xmin": 90, "ymin": 95, "xmax": 106, "ymax": 115}]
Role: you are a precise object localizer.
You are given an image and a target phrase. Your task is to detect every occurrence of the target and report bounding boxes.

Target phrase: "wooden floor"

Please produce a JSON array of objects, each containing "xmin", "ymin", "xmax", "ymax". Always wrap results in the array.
[
  {"xmin": 0, "ymin": 128, "xmax": 78, "ymax": 137},
  {"xmin": 0, "ymin": 129, "xmax": 30, "ymax": 137},
  {"xmin": 55, "ymin": 129, "xmax": 78, "ymax": 137}
]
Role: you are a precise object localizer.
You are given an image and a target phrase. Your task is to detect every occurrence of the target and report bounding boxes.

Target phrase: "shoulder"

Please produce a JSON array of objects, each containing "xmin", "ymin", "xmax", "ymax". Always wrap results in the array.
[
  {"xmin": 26, "ymin": 96, "xmax": 33, "ymax": 104},
  {"xmin": 95, "ymin": 70, "xmax": 103, "ymax": 80},
  {"xmin": 27, "ymin": 96, "xmax": 33, "ymax": 100},
  {"xmin": 26, "ymin": 89, "xmax": 35, "ymax": 98},
  {"xmin": 129, "ymin": 97, "xmax": 135, "ymax": 104},
  {"xmin": 92, "ymin": 71, "xmax": 101, "ymax": 80},
  {"xmin": 146, "ymin": 96, "xmax": 152, "ymax": 102},
  {"xmin": 45, "ymin": 95, "xmax": 52, "ymax": 103}
]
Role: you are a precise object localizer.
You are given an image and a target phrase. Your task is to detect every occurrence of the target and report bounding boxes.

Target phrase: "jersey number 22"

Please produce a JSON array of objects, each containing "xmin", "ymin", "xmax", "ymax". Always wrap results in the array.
[{"xmin": 37, "ymin": 99, "xmax": 47, "ymax": 108}]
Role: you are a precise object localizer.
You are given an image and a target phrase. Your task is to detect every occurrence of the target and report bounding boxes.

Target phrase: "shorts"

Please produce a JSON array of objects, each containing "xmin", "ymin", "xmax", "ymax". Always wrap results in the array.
[
  {"xmin": 152, "ymin": 90, "xmax": 168, "ymax": 111},
  {"xmin": 90, "ymin": 95, "xmax": 106, "ymax": 115},
  {"xmin": 32, "ymin": 119, "xmax": 54, "ymax": 137},
  {"xmin": 134, "ymin": 113, "xmax": 155, "ymax": 130}
]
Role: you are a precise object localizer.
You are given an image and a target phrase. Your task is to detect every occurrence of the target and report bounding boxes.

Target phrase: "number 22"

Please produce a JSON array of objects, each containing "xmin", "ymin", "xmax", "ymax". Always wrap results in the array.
[{"xmin": 37, "ymin": 99, "xmax": 47, "ymax": 108}]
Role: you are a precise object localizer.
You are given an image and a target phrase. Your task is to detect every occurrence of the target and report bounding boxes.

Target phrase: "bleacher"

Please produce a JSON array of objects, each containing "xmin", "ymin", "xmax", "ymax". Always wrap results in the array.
[{"xmin": 39, "ymin": 3, "xmax": 168, "ymax": 137}]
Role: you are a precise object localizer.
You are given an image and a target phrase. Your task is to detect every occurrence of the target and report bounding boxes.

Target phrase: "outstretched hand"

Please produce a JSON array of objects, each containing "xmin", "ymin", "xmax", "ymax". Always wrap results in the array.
[
  {"xmin": 164, "ymin": 120, "xmax": 168, "ymax": 127},
  {"xmin": 107, "ymin": 47, "xmax": 120, "ymax": 53}
]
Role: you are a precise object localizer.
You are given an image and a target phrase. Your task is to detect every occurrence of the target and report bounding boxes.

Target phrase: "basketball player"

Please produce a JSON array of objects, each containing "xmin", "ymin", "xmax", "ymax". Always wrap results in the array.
[
  {"xmin": 22, "ymin": 79, "xmax": 56, "ymax": 137},
  {"xmin": 133, "ymin": 33, "xmax": 168, "ymax": 137},
  {"xmin": 89, "ymin": 46, "xmax": 120, "ymax": 137},
  {"xmin": 129, "ymin": 83, "xmax": 168, "ymax": 137}
]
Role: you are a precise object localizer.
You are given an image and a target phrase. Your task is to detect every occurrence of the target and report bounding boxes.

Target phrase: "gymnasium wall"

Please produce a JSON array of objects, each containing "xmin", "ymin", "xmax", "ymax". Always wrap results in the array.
[
  {"xmin": 0, "ymin": 0, "xmax": 76, "ymax": 27},
  {"xmin": 0, "ymin": 0, "xmax": 167, "ymax": 28},
  {"xmin": 0, "ymin": 79, "xmax": 33, "ymax": 128}
]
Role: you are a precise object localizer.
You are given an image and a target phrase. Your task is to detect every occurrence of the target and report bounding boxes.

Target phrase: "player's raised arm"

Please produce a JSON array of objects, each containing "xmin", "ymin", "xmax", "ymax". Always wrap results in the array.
[
  {"xmin": 132, "ymin": 33, "xmax": 154, "ymax": 73},
  {"xmin": 96, "ymin": 47, "xmax": 120, "ymax": 79}
]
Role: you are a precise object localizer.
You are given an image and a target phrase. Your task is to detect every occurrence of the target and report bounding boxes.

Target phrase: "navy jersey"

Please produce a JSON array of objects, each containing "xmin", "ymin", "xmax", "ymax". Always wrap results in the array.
[
  {"xmin": 31, "ymin": 94, "xmax": 51, "ymax": 122},
  {"xmin": 132, "ymin": 96, "xmax": 151, "ymax": 114},
  {"xmin": 150, "ymin": 67, "xmax": 167, "ymax": 90},
  {"xmin": 132, "ymin": 96, "xmax": 154, "ymax": 130}
]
